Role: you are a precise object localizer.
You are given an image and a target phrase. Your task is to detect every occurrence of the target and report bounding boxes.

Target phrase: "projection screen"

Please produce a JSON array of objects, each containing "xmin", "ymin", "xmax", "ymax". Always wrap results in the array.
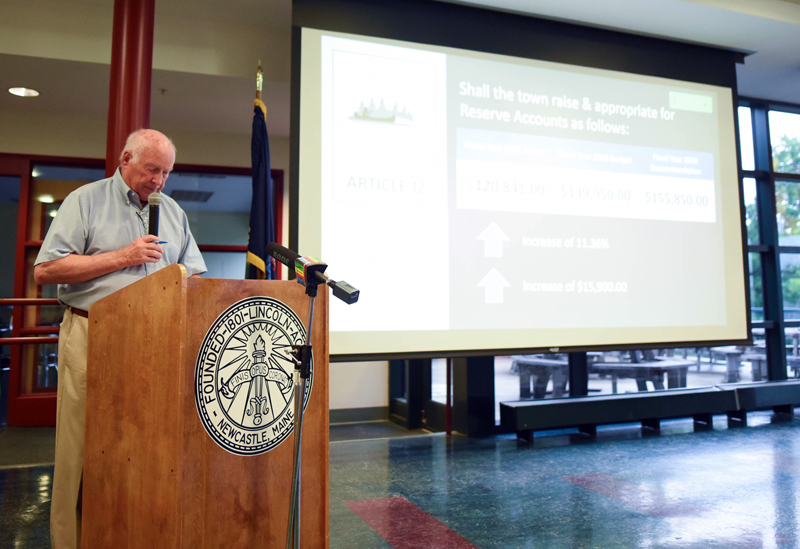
[{"xmin": 295, "ymin": 22, "xmax": 748, "ymax": 360}]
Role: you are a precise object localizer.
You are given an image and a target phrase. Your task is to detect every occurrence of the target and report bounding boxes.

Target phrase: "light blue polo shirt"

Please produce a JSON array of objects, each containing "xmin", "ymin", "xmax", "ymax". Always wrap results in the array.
[{"xmin": 35, "ymin": 169, "xmax": 207, "ymax": 310}]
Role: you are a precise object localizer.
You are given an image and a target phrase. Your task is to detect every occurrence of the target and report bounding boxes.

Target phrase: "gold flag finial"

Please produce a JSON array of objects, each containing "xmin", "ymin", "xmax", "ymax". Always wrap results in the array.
[
  {"xmin": 256, "ymin": 60, "xmax": 263, "ymax": 100},
  {"xmin": 254, "ymin": 60, "xmax": 267, "ymax": 121}
]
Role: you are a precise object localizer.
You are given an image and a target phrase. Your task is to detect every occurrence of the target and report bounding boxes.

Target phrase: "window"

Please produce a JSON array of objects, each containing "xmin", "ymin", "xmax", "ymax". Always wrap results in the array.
[
  {"xmin": 738, "ymin": 106, "xmax": 755, "ymax": 171},
  {"xmin": 749, "ymin": 252, "xmax": 763, "ymax": 322},
  {"xmin": 0, "ymin": 175, "xmax": 20, "ymax": 422},
  {"xmin": 769, "ymin": 110, "xmax": 800, "ymax": 175},
  {"xmin": 775, "ymin": 180, "xmax": 800, "ymax": 245},
  {"xmin": 24, "ymin": 164, "xmax": 104, "ymax": 392},
  {"xmin": 167, "ymin": 171, "xmax": 252, "ymax": 279},
  {"xmin": 780, "ymin": 253, "xmax": 800, "ymax": 321},
  {"xmin": 743, "ymin": 177, "xmax": 758, "ymax": 245}
]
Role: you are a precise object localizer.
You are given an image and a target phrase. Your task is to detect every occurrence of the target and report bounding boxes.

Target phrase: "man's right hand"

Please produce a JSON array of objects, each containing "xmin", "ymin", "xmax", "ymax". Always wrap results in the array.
[
  {"xmin": 120, "ymin": 235, "xmax": 164, "ymax": 267},
  {"xmin": 34, "ymin": 235, "xmax": 166, "ymax": 286}
]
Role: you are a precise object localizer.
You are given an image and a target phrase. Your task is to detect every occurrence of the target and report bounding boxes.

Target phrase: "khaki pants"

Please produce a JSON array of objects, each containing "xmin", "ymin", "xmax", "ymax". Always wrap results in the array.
[{"xmin": 50, "ymin": 308, "xmax": 88, "ymax": 549}]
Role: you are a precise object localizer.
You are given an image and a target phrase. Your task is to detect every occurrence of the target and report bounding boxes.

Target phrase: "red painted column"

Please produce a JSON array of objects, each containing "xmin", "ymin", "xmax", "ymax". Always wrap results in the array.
[{"xmin": 105, "ymin": 0, "xmax": 156, "ymax": 177}]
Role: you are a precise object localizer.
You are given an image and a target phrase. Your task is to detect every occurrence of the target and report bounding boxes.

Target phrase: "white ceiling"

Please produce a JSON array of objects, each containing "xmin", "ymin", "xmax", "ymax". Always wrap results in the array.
[{"xmin": 0, "ymin": 0, "xmax": 798, "ymax": 143}]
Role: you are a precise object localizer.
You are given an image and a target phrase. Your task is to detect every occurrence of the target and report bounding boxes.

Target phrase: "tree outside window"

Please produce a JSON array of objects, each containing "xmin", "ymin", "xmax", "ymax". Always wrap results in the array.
[
  {"xmin": 774, "ymin": 135, "xmax": 800, "ymax": 175},
  {"xmin": 769, "ymin": 110, "xmax": 800, "ymax": 175}
]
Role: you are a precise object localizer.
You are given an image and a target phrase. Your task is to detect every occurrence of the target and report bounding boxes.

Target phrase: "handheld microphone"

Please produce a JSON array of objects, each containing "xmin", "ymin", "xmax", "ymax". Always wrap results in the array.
[
  {"xmin": 148, "ymin": 192, "xmax": 162, "ymax": 236},
  {"xmin": 265, "ymin": 242, "xmax": 360, "ymax": 304}
]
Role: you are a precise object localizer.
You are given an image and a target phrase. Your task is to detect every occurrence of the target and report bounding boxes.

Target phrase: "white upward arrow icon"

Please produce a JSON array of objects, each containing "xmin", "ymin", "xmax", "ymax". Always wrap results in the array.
[
  {"xmin": 478, "ymin": 268, "xmax": 510, "ymax": 304},
  {"xmin": 477, "ymin": 222, "xmax": 509, "ymax": 257}
]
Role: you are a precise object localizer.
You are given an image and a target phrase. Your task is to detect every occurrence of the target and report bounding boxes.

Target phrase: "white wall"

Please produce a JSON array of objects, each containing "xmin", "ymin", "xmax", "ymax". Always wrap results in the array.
[
  {"xmin": 0, "ymin": 111, "xmax": 290, "ymax": 173},
  {"xmin": 329, "ymin": 361, "xmax": 389, "ymax": 410}
]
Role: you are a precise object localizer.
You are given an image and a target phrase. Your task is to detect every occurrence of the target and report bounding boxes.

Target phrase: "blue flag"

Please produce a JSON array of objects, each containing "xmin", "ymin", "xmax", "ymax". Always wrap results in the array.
[{"xmin": 246, "ymin": 102, "xmax": 276, "ymax": 279}]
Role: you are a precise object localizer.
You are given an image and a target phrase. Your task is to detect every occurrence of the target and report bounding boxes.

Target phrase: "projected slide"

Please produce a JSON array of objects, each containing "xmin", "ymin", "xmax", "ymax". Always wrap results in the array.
[{"xmin": 298, "ymin": 29, "xmax": 746, "ymax": 356}]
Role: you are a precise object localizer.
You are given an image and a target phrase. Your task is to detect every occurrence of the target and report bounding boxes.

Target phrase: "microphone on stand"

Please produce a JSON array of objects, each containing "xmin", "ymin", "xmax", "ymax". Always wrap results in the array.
[
  {"xmin": 265, "ymin": 242, "xmax": 360, "ymax": 304},
  {"xmin": 148, "ymin": 192, "xmax": 162, "ymax": 236}
]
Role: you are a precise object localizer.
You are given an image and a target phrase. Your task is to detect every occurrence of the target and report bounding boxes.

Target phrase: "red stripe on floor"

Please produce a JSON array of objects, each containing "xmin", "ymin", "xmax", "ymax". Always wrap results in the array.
[
  {"xmin": 563, "ymin": 472, "xmax": 704, "ymax": 518},
  {"xmin": 345, "ymin": 496, "xmax": 478, "ymax": 549}
]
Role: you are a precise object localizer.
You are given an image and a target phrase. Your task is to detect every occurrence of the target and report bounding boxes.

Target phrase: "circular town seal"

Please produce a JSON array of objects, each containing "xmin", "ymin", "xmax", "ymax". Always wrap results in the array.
[{"xmin": 195, "ymin": 296, "xmax": 313, "ymax": 456}]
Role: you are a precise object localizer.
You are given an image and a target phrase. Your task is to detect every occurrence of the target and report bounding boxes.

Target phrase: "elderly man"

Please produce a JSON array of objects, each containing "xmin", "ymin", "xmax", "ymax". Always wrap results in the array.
[{"xmin": 34, "ymin": 129, "xmax": 206, "ymax": 549}]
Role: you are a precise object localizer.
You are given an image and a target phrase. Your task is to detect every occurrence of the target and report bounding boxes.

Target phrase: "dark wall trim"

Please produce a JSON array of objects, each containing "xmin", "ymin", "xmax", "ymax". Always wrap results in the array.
[{"xmin": 330, "ymin": 406, "xmax": 389, "ymax": 424}]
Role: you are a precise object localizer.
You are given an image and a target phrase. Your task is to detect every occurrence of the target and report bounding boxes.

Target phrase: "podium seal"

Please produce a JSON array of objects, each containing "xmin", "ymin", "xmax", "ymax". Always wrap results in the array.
[{"xmin": 195, "ymin": 296, "xmax": 312, "ymax": 455}]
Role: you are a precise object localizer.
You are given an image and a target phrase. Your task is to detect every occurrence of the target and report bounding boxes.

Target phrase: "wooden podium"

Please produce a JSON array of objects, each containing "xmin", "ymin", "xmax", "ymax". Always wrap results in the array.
[{"xmin": 82, "ymin": 264, "xmax": 329, "ymax": 548}]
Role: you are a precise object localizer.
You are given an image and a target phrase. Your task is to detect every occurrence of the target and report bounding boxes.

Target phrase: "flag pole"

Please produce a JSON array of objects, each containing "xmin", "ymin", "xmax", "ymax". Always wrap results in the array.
[{"xmin": 247, "ymin": 59, "xmax": 275, "ymax": 280}]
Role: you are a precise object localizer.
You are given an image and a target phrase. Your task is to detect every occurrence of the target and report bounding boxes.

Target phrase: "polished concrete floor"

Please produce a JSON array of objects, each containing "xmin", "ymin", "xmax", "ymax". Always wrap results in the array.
[{"xmin": 3, "ymin": 414, "xmax": 800, "ymax": 548}]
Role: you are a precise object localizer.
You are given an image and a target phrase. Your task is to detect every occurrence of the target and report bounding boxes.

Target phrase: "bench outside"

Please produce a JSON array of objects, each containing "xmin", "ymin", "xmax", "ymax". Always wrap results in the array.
[
  {"xmin": 741, "ymin": 352, "xmax": 800, "ymax": 380},
  {"xmin": 590, "ymin": 359, "xmax": 694, "ymax": 393},
  {"xmin": 510, "ymin": 356, "xmax": 569, "ymax": 399},
  {"xmin": 511, "ymin": 355, "xmax": 695, "ymax": 398}
]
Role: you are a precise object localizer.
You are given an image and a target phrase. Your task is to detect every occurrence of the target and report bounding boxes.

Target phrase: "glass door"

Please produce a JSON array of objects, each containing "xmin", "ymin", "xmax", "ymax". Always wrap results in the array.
[{"xmin": 0, "ymin": 175, "xmax": 20, "ymax": 426}]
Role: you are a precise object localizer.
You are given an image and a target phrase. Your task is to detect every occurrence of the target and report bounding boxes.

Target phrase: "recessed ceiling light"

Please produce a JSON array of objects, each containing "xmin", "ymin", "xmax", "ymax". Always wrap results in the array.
[
  {"xmin": 38, "ymin": 195, "xmax": 54, "ymax": 203},
  {"xmin": 9, "ymin": 87, "xmax": 39, "ymax": 97}
]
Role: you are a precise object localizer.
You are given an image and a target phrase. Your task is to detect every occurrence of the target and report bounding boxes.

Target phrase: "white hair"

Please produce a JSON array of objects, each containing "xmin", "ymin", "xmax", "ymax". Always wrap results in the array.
[{"xmin": 119, "ymin": 129, "xmax": 177, "ymax": 164}]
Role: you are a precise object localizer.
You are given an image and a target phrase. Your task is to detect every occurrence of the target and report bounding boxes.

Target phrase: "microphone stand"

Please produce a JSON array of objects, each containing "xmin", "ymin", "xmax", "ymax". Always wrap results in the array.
[
  {"xmin": 285, "ymin": 279, "xmax": 319, "ymax": 549},
  {"xmin": 264, "ymin": 242, "xmax": 359, "ymax": 548}
]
